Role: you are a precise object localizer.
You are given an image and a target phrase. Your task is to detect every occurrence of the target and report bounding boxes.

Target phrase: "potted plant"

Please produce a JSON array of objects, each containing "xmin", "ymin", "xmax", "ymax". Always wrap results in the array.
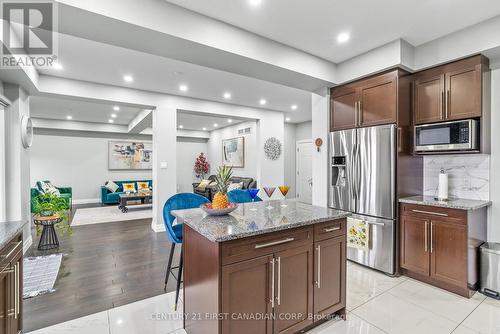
[
  {"xmin": 32, "ymin": 193, "xmax": 73, "ymax": 236},
  {"xmin": 194, "ymin": 152, "xmax": 210, "ymax": 180}
]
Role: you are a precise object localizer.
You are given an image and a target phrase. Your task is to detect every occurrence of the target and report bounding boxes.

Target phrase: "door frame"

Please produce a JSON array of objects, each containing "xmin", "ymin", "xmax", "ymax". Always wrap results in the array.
[{"xmin": 295, "ymin": 139, "xmax": 312, "ymax": 203}]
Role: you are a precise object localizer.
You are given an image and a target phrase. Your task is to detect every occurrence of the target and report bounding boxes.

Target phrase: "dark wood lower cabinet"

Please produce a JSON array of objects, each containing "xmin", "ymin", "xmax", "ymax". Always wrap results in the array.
[
  {"xmin": 184, "ymin": 219, "xmax": 346, "ymax": 334},
  {"xmin": 0, "ymin": 233, "xmax": 23, "ymax": 334},
  {"xmin": 400, "ymin": 203, "xmax": 485, "ymax": 298},
  {"xmin": 313, "ymin": 236, "xmax": 345, "ymax": 318}
]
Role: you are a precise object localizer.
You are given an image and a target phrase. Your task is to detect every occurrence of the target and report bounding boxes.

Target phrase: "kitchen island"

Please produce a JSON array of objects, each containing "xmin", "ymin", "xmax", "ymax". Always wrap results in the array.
[{"xmin": 173, "ymin": 199, "xmax": 350, "ymax": 334}]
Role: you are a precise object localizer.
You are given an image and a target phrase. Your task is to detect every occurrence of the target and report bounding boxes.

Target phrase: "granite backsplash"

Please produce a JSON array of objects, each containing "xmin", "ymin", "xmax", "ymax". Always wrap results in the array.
[{"xmin": 423, "ymin": 154, "xmax": 490, "ymax": 201}]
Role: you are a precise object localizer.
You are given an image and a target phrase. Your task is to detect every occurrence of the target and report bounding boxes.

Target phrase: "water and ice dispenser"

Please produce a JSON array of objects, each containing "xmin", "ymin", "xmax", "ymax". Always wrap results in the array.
[{"xmin": 331, "ymin": 156, "xmax": 346, "ymax": 187}]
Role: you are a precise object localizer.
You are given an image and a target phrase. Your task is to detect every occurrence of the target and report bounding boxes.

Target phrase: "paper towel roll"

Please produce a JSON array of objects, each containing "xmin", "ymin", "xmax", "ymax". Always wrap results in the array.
[{"xmin": 438, "ymin": 169, "xmax": 448, "ymax": 200}]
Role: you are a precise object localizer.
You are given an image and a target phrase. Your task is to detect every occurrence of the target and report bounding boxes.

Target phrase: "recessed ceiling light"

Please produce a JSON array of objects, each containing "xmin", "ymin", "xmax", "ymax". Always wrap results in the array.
[
  {"xmin": 223, "ymin": 92, "xmax": 231, "ymax": 99},
  {"xmin": 285, "ymin": 117, "xmax": 291, "ymax": 122},
  {"xmin": 227, "ymin": 119, "xmax": 233, "ymax": 123},
  {"xmin": 202, "ymin": 127, "xmax": 207, "ymax": 131},
  {"xmin": 291, "ymin": 105, "xmax": 298, "ymax": 110},
  {"xmin": 113, "ymin": 106, "xmax": 120, "ymax": 111},
  {"xmin": 248, "ymin": 0, "xmax": 262, "ymax": 6},
  {"xmin": 179, "ymin": 125, "xmax": 184, "ymax": 129},
  {"xmin": 53, "ymin": 63, "xmax": 63, "ymax": 70},
  {"xmin": 213, "ymin": 123, "xmax": 218, "ymax": 127},
  {"xmin": 111, "ymin": 114, "xmax": 117, "ymax": 118},
  {"xmin": 108, "ymin": 119, "xmax": 114, "ymax": 123},
  {"xmin": 123, "ymin": 75, "xmax": 134, "ymax": 83},
  {"xmin": 337, "ymin": 32, "xmax": 350, "ymax": 44},
  {"xmin": 259, "ymin": 99, "xmax": 267, "ymax": 105},
  {"xmin": 179, "ymin": 84, "xmax": 188, "ymax": 92},
  {"xmin": 66, "ymin": 115, "xmax": 72, "ymax": 120}
]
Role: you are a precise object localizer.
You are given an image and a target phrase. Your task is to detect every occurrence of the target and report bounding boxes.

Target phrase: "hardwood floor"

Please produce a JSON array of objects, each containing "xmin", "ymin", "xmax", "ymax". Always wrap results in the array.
[{"xmin": 24, "ymin": 206, "xmax": 177, "ymax": 332}]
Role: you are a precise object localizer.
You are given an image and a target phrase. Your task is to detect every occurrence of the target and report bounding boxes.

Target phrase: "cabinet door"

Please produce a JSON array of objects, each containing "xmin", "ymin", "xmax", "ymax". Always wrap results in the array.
[
  {"xmin": 274, "ymin": 245, "xmax": 313, "ymax": 334},
  {"xmin": 414, "ymin": 73, "xmax": 445, "ymax": 124},
  {"xmin": 0, "ymin": 267, "xmax": 10, "ymax": 334},
  {"xmin": 446, "ymin": 65, "xmax": 482, "ymax": 120},
  {"xmin": 314, "ymin": 236, "xmax": 345, "ymax": 317},
  {"xmin": 430, "ymin": 220, "xmax": 467, "ymax": 288},
  {"xmin": 400, "ymin": 215, "xmax": 430, "ymax": 276},
  {"xmin": 221, "ymin": 255, "xmax": 274, "ymax": 334},
  {"xmin": 358, "ymin": 72, "xmax": 397, "ymax": 127},
  {"xmin": 9, "ymin": 250, "xmax": 22, "ymax": 334},
  {"xmin": 331, "ymin": 90, "xmax": 357, "ymax": 131}
]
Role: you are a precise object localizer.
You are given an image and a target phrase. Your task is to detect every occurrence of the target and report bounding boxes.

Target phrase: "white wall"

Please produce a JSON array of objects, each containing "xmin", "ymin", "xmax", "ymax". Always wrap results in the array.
[
  {"xmin": 311, "ymin": 91, "xmax": 329, "ymax": 207},
  {"xmin": 207, "ymin": 121, "xmax": 258, "ymax": 179},
  {"xmin": 284, "ymin": 123, "xmax": 296, "ymax": 198},
  {"xmin": 30, "ymin": 132, "xmax": 152, "ymax": 203},
  {"xmin": 296, "ymin": 121, "xmax": 312, "ymax": 141},
  {"xmin": 176, "ymin": 139, "xmax": 208, "ymax": 193},
  {"xmin": 490, "ymin": 67, "xmax": 500, "ymax": 242}
]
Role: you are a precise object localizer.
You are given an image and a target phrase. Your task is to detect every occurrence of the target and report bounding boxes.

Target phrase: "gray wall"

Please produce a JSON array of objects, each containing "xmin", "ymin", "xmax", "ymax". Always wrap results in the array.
[
  {"xmin": 284, "ymin": 123, "xmax": 296, "ymax": 197},
  {"xmin": 296, "ymin": 121, "xmax": 312, "ymax": 141},
  {"xmin": 490, "ymin": 67, "xmax": 500, "ymax": 242},
  {"xmin": 30, "ymin": 132, "xmax": 152, "ymax": 203},
  {"xmin": 176, "ymin": 139, "xmax": 208, "ymax": 193}
]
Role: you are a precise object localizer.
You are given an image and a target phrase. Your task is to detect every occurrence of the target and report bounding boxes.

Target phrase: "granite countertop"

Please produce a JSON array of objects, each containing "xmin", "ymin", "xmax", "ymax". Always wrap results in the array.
[
  {"xmin": 399, "ymin": 195, "xmax": 492, "ymax": 211},
  {"xmin": 0, "ymin": 220, "xmax": 27, "ymax": 250},
  {"xmin": 172, "ymin": 199, "xmax": 350, "ymax": 242}
]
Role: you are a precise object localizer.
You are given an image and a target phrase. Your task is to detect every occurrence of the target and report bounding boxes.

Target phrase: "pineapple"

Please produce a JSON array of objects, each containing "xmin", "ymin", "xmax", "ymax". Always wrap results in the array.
[{"xmin": 212, "ymin": 165, "xmax": 233, "ymax": 209}]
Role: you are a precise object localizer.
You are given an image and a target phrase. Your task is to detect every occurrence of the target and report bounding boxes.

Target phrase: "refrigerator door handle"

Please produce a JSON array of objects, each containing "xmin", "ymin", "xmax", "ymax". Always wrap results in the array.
[
  {"xmin": 355, "ymin": 139, "xmax": 361, "ymax": 202},
  {"xmin": 351, "ymin": 143, "xmax": 357, "ymax": 200}
]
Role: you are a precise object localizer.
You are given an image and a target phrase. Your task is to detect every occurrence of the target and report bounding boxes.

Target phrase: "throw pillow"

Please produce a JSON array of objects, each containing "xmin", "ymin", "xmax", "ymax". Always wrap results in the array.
[
  {"xmin": 105, "ymin": 181, "xmax": 119, "ymax": 193},
  {"xmin": 39, "ymin": 181, "xmax": 60, "ymax": 196},
  {"xmin": 196, "ymin": 179, "xmax": 211, "ymax": 190},
  {"xmin": 137, "ymin": 181, "xmax": 150, "ymax": 190},
  {"xmin": 122, "ymin": 183, "xmax": 136, "ymax": 192},
  {"xmin": 228, "ymin": 182, "xmax": 243, "ymax": 192}
]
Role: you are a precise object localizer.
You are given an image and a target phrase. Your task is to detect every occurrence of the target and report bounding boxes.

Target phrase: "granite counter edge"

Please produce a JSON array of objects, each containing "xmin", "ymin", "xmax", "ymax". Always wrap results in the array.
[{"xmin": 399, "ymin": 198, "xmax": 492, "ymax": 211}]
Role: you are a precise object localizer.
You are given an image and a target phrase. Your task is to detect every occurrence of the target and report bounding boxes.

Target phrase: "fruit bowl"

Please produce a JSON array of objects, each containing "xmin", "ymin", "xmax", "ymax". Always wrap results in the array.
[{"xmin": 200, "ymin": 203, "xmax": 238, "ymax": 216}]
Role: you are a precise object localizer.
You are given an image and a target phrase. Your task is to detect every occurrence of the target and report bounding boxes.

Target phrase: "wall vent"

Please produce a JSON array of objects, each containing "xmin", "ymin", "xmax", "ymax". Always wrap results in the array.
[{"xmin": 238, "ymin": 127, "xmax": 251, "ymax": 135}]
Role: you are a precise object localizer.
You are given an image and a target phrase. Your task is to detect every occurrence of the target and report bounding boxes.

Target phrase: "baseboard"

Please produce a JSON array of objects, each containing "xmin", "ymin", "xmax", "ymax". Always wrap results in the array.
[
  {"xmin": 23, "ymin": 235, "xmax": 33, "ymax": 254},
  {"xmin": 72, "ymin": 198, "xmax": 100, "ymax": 205},
  {"xmin": 151, "ymin": 219, "xmax": 165, "ymax": 233}
]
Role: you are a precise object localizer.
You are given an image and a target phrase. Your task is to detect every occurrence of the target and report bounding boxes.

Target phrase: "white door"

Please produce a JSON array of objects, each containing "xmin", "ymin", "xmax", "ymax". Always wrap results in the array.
[{"xmin": 296, "ymin": 140, "xmax": 312, "ymax": 204}]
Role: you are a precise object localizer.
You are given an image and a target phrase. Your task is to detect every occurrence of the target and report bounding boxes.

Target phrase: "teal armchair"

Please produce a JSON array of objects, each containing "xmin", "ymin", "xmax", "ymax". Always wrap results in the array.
[{"xmin": 31, "ymin": 181, "xmax": 72, "ymax": 212}]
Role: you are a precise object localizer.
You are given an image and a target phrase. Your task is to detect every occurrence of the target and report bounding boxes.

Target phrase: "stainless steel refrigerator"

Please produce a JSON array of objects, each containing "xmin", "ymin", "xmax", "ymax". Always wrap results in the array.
[{"xmin": 329, "ymin": 124, "xmax": 397, "ymax": 275}]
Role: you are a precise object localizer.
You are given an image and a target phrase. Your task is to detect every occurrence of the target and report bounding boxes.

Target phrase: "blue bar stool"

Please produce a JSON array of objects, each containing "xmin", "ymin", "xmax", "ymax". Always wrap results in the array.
[
  {"xmin": 228, "ymin": 189, "xmax": 262, "ymax": 204},
  {"xmin": 163, "ymin": 193, "xmax": 209, "ymax": 310}
]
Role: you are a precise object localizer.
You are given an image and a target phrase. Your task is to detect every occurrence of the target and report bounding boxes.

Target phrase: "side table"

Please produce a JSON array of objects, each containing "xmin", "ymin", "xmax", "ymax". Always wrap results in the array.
[{"xmin": 33, "ymin": 214, "xmax": 62, "ymax": 250}]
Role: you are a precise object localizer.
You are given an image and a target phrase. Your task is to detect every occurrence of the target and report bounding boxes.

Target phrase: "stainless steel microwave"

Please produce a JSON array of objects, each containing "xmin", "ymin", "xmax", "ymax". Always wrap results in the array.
[{"xmin": 414, "ymin": 119, "xmax": 478, "ymax": 154}]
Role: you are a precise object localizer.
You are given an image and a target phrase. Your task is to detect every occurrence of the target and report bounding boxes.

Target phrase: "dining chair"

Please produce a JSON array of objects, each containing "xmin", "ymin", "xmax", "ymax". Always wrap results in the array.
[
  {"xmin": 163, "ymin": 193, "xmax": 209, "ymax": 310},
  {"xmin": 227, "ymin": 189, "xmax": 262, "ymax": 203}
]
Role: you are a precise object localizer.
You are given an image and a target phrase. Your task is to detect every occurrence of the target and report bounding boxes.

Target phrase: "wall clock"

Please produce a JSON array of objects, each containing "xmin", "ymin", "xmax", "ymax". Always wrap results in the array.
[{"xmin": 21, "ymin": 115, "xmax": 33, "ymax": 148}]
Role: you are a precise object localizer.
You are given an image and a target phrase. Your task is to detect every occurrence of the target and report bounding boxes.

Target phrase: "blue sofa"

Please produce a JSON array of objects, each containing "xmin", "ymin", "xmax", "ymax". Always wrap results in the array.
[{"xmin": 101, "ymin": 180, "xmax": 152, "ymax": 205}]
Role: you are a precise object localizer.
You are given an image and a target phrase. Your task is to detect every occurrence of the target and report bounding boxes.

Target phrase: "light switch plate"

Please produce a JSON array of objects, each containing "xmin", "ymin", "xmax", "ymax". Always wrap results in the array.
[{"xmin": 160, "ymin": 162, "xmax": 168, "ymax": 169}]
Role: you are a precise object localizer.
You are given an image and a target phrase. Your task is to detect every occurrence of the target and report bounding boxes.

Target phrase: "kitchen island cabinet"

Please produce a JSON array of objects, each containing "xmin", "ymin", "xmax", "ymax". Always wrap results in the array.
[{"xmin": 173, "ymin": 199, "xmax": 349, "ymax": 334}]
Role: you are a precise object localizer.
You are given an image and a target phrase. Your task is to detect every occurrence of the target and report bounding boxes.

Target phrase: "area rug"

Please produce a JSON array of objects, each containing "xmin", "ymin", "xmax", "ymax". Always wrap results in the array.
[
  {"xmin": 71, "ymin": 205, "xmax": 152, "ymax": 226},
  {"xmin": 23, "ymin": 254, "xmax": 63, "ymax": 299}
]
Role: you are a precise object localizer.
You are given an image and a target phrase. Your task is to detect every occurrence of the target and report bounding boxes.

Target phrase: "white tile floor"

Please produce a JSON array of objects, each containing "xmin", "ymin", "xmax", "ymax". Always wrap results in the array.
[{"xmin": 29, "ymin": 261, "xmax": 500, "ymax": 334}]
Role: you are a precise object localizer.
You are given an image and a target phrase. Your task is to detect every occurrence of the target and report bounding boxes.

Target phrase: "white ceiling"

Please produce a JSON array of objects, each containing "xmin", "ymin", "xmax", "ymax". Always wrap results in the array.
[
  {"xmin": 38, "ymin": 33, "xmax": 313, "ymax": 123},
  {"xmin": 165, "ymin": 0, "xmax": 500, "ymax": 63},
  {"xmin": 177, "ymin": 111, "xmax": 248, "ymax": 132},
  {"xmin": 30, "ymin": 95, "xmax": 142, "ymax": 125}
]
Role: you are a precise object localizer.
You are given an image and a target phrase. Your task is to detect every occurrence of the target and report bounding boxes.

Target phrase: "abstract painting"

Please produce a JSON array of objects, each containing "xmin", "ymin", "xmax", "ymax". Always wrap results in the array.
[
  {"xmin": 108, "ymin": 141, "xmax": 152, "ymax": 170},
  {"xmin": 222, "ymin": 137, "xmax": 244, "ymax": 168}
]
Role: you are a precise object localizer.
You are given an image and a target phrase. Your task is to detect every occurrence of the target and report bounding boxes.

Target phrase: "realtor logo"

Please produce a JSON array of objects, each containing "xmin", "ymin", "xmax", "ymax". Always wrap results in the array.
[{"xmin": 1, "ymin": 0, "xmax": 58, "ymax": 68}]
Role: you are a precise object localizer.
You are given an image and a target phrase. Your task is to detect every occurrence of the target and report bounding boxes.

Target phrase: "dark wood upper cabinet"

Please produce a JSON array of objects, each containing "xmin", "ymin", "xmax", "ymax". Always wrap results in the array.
[
  {"xmin": 400, "ymin": 215, "xmax": 430, "ymax": 276},
  {"xmin": 430, "ymin": 220, "xmax": 467, "ymax": 288},
  {"xmin": 314, "ymin": 236, "xmax": 345, "ymax": 317},
  {"xmin": 330, "ymin": 89, "xmax": 357, "ymax": 131},
  {"xmin": 274, "ymin": 245, "xmax": 313, "ymax": 334},
  {"xmin": 222, "ymin": 255, "xmax": 274, "ymax": 334},
  {"xmin": 413, "ymin": 55, "xmax": 488, "ymax": 125},
  {"xmin": 330, "ymin": 69, "xmax": 409, "ymax": 131},
  {"xmin": 358, "ymin": 72, "xmax": 397, "ymax": 127},
  {"xmin": 414, "ymin": 73, "xmax": 445, "ymax": 124}
]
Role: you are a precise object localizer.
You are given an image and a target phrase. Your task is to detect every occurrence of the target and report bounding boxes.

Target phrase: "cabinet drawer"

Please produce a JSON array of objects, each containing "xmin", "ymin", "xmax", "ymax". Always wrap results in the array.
[
  {"xmin": 400, "ymin": 203, "xmax": 466, "ymax": 223},
  {"xmin": 0, "ymin": 236, "xmax": 23, "ymax": 268},
  {"xmin": 221, "ymin": 226, "xmax": 313, "ymax": 266},
  {"xmin": 314, "ymin": 219, "xmax": 346, "ymax": 242}
]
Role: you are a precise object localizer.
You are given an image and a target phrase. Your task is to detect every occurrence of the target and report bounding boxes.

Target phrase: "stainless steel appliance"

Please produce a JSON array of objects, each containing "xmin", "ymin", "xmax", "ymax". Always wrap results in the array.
[
  {"xmin": 414, "ymin": 119, "xmax": 478, "ymax": 154},
  {"xmin": 480, "ymin": 242, "xmax": 500, "ymax": 299},
  {"xmin": 329, "ymin": 124, "xmax": 397, "ymax": 275}
]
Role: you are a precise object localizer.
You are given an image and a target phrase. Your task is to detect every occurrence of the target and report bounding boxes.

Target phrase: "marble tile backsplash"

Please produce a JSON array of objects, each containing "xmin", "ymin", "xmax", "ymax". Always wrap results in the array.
[{"xmin": 423, "ymin": 154, "xmax": 490, "ymax": 201}]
